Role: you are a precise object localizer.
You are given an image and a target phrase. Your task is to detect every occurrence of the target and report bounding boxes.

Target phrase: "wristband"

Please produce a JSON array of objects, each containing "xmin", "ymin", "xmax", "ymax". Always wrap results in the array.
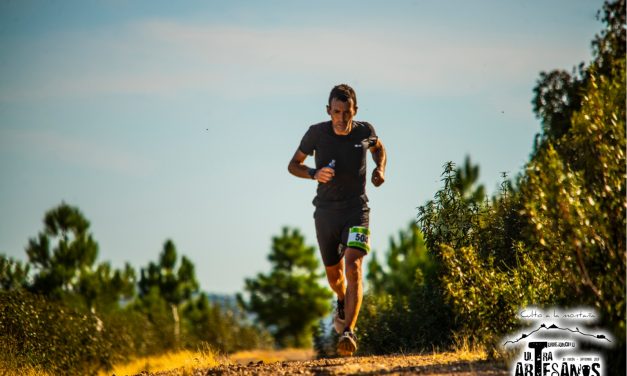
[{"xmin": 307, "ymin": 168, "xmax": 317, "ymax": 179}]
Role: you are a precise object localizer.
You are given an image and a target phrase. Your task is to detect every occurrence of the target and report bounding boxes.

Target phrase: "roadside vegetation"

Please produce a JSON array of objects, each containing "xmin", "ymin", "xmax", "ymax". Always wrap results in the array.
[
  {"xmin": 0, "ymin": 203, "xmax": 271, "ymax": 375},
  {"xmin": 315, "ymin": 0, "xmax": 625, "ymax": 371},
  {"xmin": 1, "ymin": 1, "xmax": 624, "ymax": 375}
]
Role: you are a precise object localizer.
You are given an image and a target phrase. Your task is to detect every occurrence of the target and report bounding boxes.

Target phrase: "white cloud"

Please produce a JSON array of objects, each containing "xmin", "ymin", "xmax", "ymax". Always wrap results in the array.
[
  {"xmin": 133, "ymin": 20, "xmax": 588, "ymax": 93},
  {"xmin": 0, "ymin": 19, "xmax": 591, "ymax": 100},
  {"xmin": 0, "ymin": 129, "xmax": 156, "ymax": 177}
]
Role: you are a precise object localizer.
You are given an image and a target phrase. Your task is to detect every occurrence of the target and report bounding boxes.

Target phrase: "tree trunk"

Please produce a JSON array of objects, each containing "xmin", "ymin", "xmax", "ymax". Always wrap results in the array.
[{"xmin": 171, "ymin": 303, "xmax": 180, "ymax": 348}]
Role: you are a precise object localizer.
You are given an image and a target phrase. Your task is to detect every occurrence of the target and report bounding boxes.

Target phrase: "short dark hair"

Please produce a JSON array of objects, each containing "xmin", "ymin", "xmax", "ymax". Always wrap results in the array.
[{"xmin": 328, "ymin": 84, "xmax": 357, "ymax": 108}]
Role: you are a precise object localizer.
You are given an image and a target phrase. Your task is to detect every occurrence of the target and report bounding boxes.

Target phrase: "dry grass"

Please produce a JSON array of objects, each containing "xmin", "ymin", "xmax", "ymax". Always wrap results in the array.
[
  {"xmin": 425, "ymin": 348, "xmax": 488, "ymax": 364},
  {"xmin": 229, "ymin": 348, "xmax": 315, "ymax": 364},
  {"xmin": 99, "ymin": 347, "xmax": 224, "ymax": 376},
  {"xmin": 100, "ymin": 347, "xmax": 313, "ymax": 375},
  {"xmin": 0, "ymin": 365, "xmax": 53, "ymax": 376}
]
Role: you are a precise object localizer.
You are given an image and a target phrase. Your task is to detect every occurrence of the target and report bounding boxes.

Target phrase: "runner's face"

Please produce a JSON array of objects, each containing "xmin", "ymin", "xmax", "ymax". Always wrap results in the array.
[{"xmin": 327, "ymin": 98, "xmax": 357, "ymax": 135}]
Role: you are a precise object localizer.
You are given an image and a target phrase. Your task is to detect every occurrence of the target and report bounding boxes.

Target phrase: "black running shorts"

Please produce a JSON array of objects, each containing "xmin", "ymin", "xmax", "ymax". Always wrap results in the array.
[{"xmin": 314, "ymin": 205, "xmax": 370, "ymax": 267}]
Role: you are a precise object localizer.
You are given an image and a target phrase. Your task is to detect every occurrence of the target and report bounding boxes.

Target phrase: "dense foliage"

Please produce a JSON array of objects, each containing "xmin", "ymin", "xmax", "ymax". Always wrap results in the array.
[
  {"xmin": 0, "ymin": 203, "xmax": 270, "ymax": 375},
  {"xmin": 0, "ymin": 290, "xmax": 109, "ymax": 375},
  {"xmin": 339, "ymin": 1, "xmax": 625, "ymax": 367},
  {"xmin": 359, "ymin": 222, "xmax": 453, "ymax": 353}
]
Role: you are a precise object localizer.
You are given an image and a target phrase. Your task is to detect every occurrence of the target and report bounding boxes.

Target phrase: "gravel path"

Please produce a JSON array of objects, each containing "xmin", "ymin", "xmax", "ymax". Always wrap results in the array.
[{"xmin": 147, "ymin": 352, "xmax": 508, "ymax": 376}]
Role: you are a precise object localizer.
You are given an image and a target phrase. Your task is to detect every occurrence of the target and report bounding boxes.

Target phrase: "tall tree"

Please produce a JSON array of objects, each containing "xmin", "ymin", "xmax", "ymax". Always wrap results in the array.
[
  {"xmin": 138, "ymin": 239, "xmax": 199, "ymax": 348},
  {"xmin": 25, "ymin": 202, "xmax": 99, "ymax": 297},
  {"xmin": 23, "ymin": 202, "xmax": 137, "ymax": 312},
  {"xmin": 532, "ymin": 0, "xmax": 625, "ymax": 152},
  {"xmin": 240, "ymin": 227, "xmax": 331, "ymax": 348},
  {"xmin": 452, "ymin": 156, "xmax": 486, "ymax": 205},
  {"xmin": 77, "ymin": 261, "xmax": 136, "ymax": 310},
  {"xmin": 525, "ymin": 0, "xmax": 626, "ymax": 334},
  {"xmin": 521, "ymin": 56, "xmax": 625, "ymax": 344}
]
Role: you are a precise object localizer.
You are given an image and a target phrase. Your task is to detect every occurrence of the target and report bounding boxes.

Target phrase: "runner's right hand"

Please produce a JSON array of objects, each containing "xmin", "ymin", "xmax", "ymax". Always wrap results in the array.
[{"xmin": 315, "ymin": 167, "xmax": 335, "ymax": 183}]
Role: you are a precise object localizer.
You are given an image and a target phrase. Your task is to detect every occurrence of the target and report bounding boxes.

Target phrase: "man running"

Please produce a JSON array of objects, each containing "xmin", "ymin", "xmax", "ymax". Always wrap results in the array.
[{"xmin": 287, "ymin": 84, "xmax": 387, "ymax": 356}]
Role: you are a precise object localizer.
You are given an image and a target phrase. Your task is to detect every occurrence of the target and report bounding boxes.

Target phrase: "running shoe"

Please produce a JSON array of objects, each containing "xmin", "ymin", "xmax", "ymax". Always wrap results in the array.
[
  {"xmin": 337, "ymin": 329, "xmax": 357, "ymax": 356},
  {"xmin": 333, "ymin": 299, "xmax": 345, "ymax": 334}
]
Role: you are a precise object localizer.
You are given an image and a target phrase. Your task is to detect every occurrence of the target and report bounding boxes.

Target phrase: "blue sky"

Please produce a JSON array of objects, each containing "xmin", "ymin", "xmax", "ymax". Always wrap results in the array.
[{"xmin": 0, "ymin": 1, "xmax": 603, "ymax": 294}]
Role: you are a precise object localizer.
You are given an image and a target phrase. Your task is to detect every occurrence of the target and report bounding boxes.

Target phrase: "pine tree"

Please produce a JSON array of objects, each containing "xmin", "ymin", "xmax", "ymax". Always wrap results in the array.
[
  {"xmin": 0, "ymin": 255, "xmax": 29, "ymax": 291},
  {"xmin": 23, "ymin": 203, "xmax": 137, "ymax": 312},
  {"xmin": 367, "ymin": 222, "xmax": 431, "ymax": 297},
  {"xmin": 25, "ymin": 202, "xmax": 99, "ymax": 297},
  {"xmin": 138, "ymin": 239, "xmax": 199, "ymax": 348},
  {"xmin": 240, "ymin": 227, "xmax": 332, "ymax": 348}
]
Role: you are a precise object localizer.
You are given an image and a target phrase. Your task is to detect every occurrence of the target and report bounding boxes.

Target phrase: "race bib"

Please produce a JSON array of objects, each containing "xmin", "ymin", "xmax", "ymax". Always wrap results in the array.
[{"xmin": 347, "ymin": 226, "xmax": 371, "ymax": 253}]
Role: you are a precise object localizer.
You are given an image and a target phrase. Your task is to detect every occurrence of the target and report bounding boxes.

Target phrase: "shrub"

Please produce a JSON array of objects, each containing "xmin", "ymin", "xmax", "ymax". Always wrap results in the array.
[
  {"xmin": 0, "ymin": 290, "xmax": 109, "ymax": 375},
  {"xmin": 357, "ymin": 223, "xmax": 454, "ymax": 355}
]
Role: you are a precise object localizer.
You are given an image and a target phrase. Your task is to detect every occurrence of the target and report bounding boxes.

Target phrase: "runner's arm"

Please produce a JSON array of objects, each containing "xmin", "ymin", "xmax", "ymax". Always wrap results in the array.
[
  {"xmin": 288, "ymin": 149, "xmax": 334, "ymax": 183},
  {"xmin": 369, "ymin": 139, "xmax": 386, "ymax": 186}
]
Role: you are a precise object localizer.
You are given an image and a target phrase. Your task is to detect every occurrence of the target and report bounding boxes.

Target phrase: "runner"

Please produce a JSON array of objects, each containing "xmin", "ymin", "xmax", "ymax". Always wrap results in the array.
[{"xmin": 287, "ymin": 84, "xmax": 387, "ymax": 356}]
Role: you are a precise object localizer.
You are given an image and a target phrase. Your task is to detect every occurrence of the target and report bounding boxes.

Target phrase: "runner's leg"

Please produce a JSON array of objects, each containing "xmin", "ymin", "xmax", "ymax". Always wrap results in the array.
[
  {"xmin": 343, "ymin": 247, "xmax": 365, "ymax": 331},
  {"xmin": 324, "ymin": 259, "xmax": 346, "ymax": 302}
]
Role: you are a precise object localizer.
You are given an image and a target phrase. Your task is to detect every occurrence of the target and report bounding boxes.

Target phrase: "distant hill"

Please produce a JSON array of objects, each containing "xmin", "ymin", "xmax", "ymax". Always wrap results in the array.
[{"xmin": 206, "ymin": 293, "xmax": 237, "ymax": 308}]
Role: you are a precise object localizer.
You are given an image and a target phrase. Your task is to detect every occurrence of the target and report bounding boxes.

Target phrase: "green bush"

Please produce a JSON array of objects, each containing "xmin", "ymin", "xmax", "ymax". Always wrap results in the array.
[
  {"xmin": 1, "ymin": 238, "xmax": 271, "ymax": 374},
  {"xmin": 0, "ymin": 290, "xmax": 110, "ymax": 375},
  {"xmin": 520, "ymin": 58, "xmax": 626, "ymax": 368},
  {"xmin": 358, "ymin": 285, "xmax": 453, "ymax": 355},
  {"xmin": 355, "ymin": 223, "xmax": 454, "ymax": 355},
  {"xmin": 412, "ymin": 5, "xmax": 626, "ymax": 357},
  {"xmin": 182, "ymin": 293, "xmax": 273, "ymax": 353}
]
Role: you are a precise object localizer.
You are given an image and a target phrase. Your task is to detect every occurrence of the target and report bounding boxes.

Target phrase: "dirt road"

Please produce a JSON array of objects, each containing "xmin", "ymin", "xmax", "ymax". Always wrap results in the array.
[{"xmin": 149, "ymin": 351, "xmax": 508, "ymax": 375}]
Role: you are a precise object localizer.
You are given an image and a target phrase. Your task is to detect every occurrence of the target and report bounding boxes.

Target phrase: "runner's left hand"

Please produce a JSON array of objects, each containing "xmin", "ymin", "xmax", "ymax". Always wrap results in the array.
[{"xmin": 372, "ymin": 168, "xmax": 385, "ymax": 187}]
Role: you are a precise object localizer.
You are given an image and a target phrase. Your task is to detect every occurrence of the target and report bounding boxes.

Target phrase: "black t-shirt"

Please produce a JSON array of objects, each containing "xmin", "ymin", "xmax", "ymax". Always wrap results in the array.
[{"xmin": 298, "ymin": 120, "xmax": 378, "ymax": 208}]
